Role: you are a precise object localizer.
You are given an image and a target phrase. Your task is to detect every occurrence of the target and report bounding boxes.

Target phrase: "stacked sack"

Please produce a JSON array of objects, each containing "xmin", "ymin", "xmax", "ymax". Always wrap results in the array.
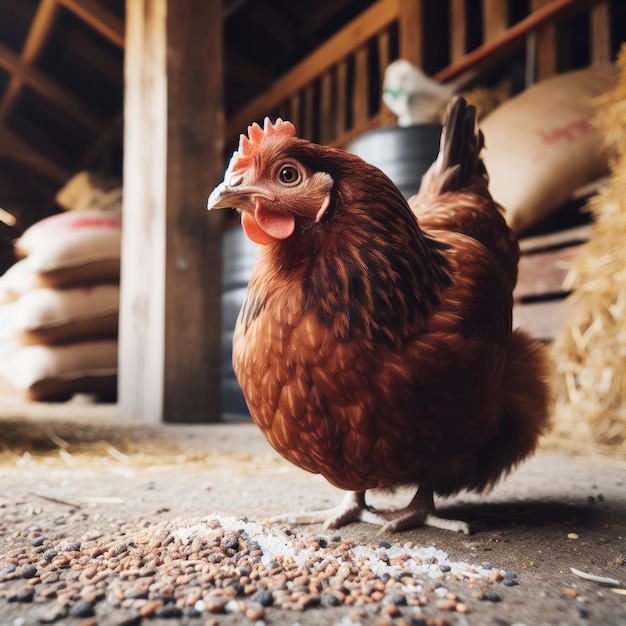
[
  {"xmin": 0, "ymin": 210, "xmax": 121, "ymax": 401},
  {"xmin": 480, "ymin": 63, "xmax": 618, "ymax": 234}
]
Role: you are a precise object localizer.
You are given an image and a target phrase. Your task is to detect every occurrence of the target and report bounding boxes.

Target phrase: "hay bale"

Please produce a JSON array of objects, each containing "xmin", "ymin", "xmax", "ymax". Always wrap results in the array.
[{"xmin": 550, "ymin": 46, "xmax": 626, "ymax": 453}]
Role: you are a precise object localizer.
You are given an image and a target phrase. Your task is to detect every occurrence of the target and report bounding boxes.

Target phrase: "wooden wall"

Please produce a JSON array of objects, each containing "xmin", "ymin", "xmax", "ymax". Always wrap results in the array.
[{"xmin": 226, "ymin": 0, "xmax": 616, "ymax": 151}]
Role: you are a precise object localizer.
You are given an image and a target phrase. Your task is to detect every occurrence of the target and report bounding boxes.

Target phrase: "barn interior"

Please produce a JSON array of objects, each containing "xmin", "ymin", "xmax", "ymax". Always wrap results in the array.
[{"xmin": 1, "ymin": 0, "xmax": 626, "ymax": 624}]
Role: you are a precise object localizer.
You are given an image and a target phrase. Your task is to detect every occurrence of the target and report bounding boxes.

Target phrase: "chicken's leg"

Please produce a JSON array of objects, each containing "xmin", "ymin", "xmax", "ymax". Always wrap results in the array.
[
  {"xmin": 271, "ymin": 488, "xmax": 470, "ymax": 533},
  {"xmin": 381, "ymin": 486, "xmax": 470, "ymax": 534},
  {"xmin": 270, "ymin": 491, "xmax": 389, "ymax": 529}
]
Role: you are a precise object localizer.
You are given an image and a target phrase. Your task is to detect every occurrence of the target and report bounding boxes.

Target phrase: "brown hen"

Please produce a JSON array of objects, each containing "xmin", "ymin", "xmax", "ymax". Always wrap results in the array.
[{"xmin": 208, "ymin": 97, "xmax": 552, "ymax": 533}]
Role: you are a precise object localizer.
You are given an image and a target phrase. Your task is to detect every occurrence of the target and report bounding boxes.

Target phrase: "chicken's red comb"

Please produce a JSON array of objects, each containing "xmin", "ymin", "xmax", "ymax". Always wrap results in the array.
[{"xmin": 228, "ymin": 117, "xmax": 296, "ymax": 174}]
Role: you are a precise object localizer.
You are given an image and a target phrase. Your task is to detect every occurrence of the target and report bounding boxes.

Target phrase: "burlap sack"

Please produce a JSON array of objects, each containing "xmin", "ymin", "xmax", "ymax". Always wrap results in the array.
[
  {"xmin": 2, "ymin": 284, "xmax": 119, "ymax": 345},
  {"xmin": 481, "ymin": 65, "xmax": 618, "ymax": 234},
  {"xmin": 3, "ymin": 211, "xmax": 121, "ymax": 294},
  {"xmin": 0, "ymin": 339, "xmax": 117, "ymax": 401}
]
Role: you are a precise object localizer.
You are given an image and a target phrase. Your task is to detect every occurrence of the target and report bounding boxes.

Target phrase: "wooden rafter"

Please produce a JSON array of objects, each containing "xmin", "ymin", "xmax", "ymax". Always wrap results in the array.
[
  {"xmin": 56, "ymin": 0, "xmax": 124, "ymax": 48},
  {"xmin": 0, "ymin": 0, "xmax": 123, "ymax": 190},
  {"xmin": 227, "ymin": 0, "xmax": 400, "ymax": 139},
  {"xmin": 0, "ymin": 43, "xmax": 106, "ymax": 133},
  {"xmin": 0, "ymin": 0, "xmax": 59, "ymax": 122},
  {"xmin": 20, "ymin": 0, "xmax": 59, "ymax": 62}
]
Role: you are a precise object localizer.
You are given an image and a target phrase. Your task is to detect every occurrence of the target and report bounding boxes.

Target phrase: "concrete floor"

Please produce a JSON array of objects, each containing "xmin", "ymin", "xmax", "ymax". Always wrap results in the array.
[{"xmin": 0, "ymin": 400, "xmax": 625, "ymax": 625}]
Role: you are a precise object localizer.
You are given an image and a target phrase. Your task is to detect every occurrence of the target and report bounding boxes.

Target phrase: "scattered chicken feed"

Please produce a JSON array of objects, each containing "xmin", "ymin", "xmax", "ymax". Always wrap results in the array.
[{"xmin": 0, "ymin": 514, "xmax": 515, "ymax": 623}]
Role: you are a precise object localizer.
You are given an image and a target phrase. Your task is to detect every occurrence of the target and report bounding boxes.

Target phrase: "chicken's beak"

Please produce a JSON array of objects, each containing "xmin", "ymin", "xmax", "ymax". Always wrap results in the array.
[
  {"xmin": 207, "ymin": 181, "xmax": 236, "ymax": 211},
  {"xmin": 208, "ymin": 176, "xmax": 274, "ymax": 212}
]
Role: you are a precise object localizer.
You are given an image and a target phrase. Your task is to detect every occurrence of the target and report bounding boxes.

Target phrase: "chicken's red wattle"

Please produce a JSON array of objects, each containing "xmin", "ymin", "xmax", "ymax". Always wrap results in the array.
[{"xmin": 241, "ymin": 203, "xmax": 295, "ymax": 245}]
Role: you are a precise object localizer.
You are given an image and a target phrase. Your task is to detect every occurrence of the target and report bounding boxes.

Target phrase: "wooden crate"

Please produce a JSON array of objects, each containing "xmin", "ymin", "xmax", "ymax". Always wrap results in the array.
[
  {"xmin": 513, "ymin": 180, "xmax": 603, "ymax": 341},
  {"xmin": 514, "ymin": 224, "xmax": 590, "ymax": 340}
]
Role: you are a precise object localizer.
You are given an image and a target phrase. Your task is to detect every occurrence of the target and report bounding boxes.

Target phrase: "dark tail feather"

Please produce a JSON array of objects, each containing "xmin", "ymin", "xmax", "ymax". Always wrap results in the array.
[
  {"xmin": 409, "ymin": 95, "xmax": 519, "ymax": 287},
  {"xmin": 418, "ymin": 96, "xmax": 488, "ymax": 197}
]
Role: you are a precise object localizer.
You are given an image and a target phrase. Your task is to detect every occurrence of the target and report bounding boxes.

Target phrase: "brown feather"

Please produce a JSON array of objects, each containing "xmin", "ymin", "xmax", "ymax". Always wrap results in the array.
[{"xmin": 222, "ymin": 98, "xmax": 551, "ymax": 504}]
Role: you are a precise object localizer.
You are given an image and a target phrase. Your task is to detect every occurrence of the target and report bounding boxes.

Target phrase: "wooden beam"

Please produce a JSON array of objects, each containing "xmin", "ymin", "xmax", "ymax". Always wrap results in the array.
[
  {"xmin": 120, "ymin": 0, "xmax": 223, "ymax": 424},
  {"xmin": 352, "ymin": 45, "xmax": 369, "ymax": 126},
  {"xmin": 513, "ymin": 298, "xmax": 571, "ymax": 341},
  {"xmin": 163, "ymin": 0, "xmax": 224, "ymax": 422},
  {"xmin": 0, "ymin": 0, "xmax": 59, "ymax": 123},
  {"xmin": 398, "ymin": 0, "xmax": 423, "ymax": 67},
  {"xmin": 531, "ymin": 0, "xmax": 557, "ymax": 81},
  {"xmin": 0, "ymin": 43, "xmax": 106, "ymax": 133},
  {"xmin": 483, "ymin": 0, "xmax": 508, "ymax": 42},
  {"xmin": 0, "ymin": 0, "xmax": 109, "ymax": 193},
  {"xmin": 377, "ymin": 28, "xmax": 391, "ymax": 81},
  {"xmin": 120, "ymin": 0, "xmax": 167, "ymax": 424},
  {"xmin": 319, "ymin": 72, "xmax": 333, "ymax": 145},
  {"xmin": 21, "ymin": 0, "xmax": 60, "ymax": 62},
  {"xmin": 450, "ymin": 0, "xmax": 467, "ymax": 62},
  {"xmin": 590, "ymin": 1, "xmax": 611, "ymax": 64},
  {"xmin": 57, "ymin": 0, "xmax": 124, "ymax": 48},
  {"xmin": 336, "ymin": 59, "xmax": 347, "ymax": 137},
  {"xmin": 434, "ymin": 0, "xmax": 604, "ymax": 83},
  {"xmin": 227, "ymin": 0, "xmax": 400, "ymax": 140},
  {"xmin": 377, "ymin": 28, "xmax": 391, "ymax": 115},
  {"xmin": 518, "ymin": 222, "xmax": 592, "ymax": 253},
  {"xmin": 516, "ymin": 246, "xmax": 578, "ymax": 299},
  {"xmin": 331, "ymin": 0, "xmax": 604, "ymax": 148}
]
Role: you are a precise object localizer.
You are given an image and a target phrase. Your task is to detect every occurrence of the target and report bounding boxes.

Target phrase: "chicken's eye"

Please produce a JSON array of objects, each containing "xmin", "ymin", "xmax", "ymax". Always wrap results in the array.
[{"xmin": 278, "ymin": 164, "xmax": 301, "ymax": 186}]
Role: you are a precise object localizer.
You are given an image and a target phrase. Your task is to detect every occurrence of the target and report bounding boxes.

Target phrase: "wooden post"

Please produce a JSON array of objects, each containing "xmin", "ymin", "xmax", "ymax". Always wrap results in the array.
[
  {"xmin": 319, "ymin": 71, "xmax": 333, "ymax": 145},
  {"xmin": 336, "ymin": 60, "xmax": 348, "ymax": 137},
  {"xmin": 120, "ymin": 0, "xmax": 223, "ymax": 423},
  {"xmin": 353, "ymin": 46, "xmax": 369, "ymax": 126},
  {"xmin": 531, "ymin": 0, "xmax": 557, "ymax": 81},
  {"xmin": 590, "ymin": 1, "xmax": 610, "ymax": 65},
  {"xmin": 483, "ymin": 0, "xmax": 508, "ymax": 42},
  {"xmin": 399, "ymin": 0, "xmax": 423, "ymax": 67},
  {"xmin": 450, "ymin": 0, "xmax": 467, "ymax": 62}
]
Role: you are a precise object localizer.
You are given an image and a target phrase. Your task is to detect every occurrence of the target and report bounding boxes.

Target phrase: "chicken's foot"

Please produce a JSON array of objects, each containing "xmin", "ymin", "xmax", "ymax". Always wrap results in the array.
[
  {"xmin": 271, "ymin": 489, "xmax": 470, "ymax": 534},
  {"xmin": 381, "ymin": 487, "xmax": 470, "ymax": 534},
  {"xmin": 270, "ymin": 491, "xmax": 388, "ymax": 529}
]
